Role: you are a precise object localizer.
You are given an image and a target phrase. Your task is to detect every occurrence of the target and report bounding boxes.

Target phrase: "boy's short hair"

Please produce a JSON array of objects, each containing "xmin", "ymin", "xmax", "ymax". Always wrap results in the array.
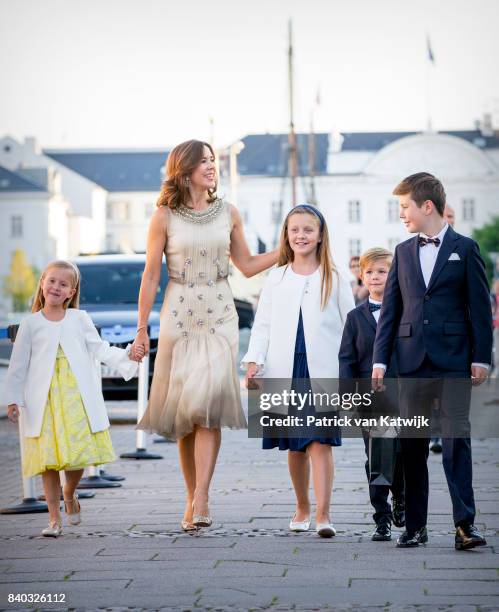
[
  {"xmin": 359, "ymin": 247, "xmax": 393, "ymax": 273},
  {"xmin": 393, "ymin": 172, "xmax": 446, "ymax": 216}
]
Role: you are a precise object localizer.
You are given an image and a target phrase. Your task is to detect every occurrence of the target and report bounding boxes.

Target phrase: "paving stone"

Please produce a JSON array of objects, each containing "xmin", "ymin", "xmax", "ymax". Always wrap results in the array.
[{"xmin": 0, "ymin": 418, "xmax": 498, "ymax": 610}]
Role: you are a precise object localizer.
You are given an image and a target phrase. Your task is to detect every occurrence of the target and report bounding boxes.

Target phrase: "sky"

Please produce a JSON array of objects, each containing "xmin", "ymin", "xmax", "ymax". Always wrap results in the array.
[{"xmin": 1, "ymin": 0, "xmax": 498, "ymax": 149}]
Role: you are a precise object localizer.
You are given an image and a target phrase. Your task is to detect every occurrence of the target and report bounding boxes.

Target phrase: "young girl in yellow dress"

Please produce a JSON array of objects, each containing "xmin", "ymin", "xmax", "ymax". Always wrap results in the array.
[{"xmin": 4, "ymin": 260, "xmax": 142, "ymax": 537}]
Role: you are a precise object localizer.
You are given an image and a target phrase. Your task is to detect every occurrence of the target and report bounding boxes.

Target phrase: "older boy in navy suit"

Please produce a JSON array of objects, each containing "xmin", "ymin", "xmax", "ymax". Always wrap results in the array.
[
  {"xmin": 339, "ymin": 248, "xmax": 405, "ymax": 541},
  {"xmin": 372, "ymin": 172, "xmax": 492, "ymax": 549}
]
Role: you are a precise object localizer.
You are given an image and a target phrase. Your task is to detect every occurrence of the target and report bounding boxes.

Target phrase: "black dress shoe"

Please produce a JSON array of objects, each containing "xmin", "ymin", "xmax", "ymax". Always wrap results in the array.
[
  {"xmin": 392, "ymin": 498, "xmax": 406, "ymax": 528},
  {"xmin": 372, "ymin": 521, "xmax": 391, "ymax": 541},
  {"xmin": 396, "ymin": 526, "xmax": 428, "ymax": 547},
  {"xmin": 430, "ymin": 439, "xmax": 442, "ymax": 453},
  {"xmin": 455, "ymin": 524, "xmax": 487, "ymax": 551}
]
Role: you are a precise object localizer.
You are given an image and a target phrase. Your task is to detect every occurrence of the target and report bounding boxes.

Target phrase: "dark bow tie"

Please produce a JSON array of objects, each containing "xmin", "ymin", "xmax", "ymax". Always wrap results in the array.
[
  {"xmin": 419, "ymin": 236, "xmax": 441, "ymax": 247},
  {"xmin": 368, "ymin": 303, "xmax": 381, "ymax": 313}
]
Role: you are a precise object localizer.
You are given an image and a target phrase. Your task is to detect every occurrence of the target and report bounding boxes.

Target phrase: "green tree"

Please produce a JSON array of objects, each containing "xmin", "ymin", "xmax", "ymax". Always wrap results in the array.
[
  {"xmin": 473, "ymin": 216, "xmax": 499, "ymax": 286},
  {"xmin": 3, "ymin": 249, "xmax": 37, "ymax": 312}
]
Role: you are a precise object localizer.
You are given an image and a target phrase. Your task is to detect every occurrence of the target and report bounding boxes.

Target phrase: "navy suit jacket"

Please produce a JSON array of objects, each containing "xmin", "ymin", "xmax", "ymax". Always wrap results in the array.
[
  {"xmin": 339, "ymin": 301, "xmax": 398, "ymax": 379},
  {"xmin": 373, "ymin": 226, "xmax": 493, "ymax": 374}
]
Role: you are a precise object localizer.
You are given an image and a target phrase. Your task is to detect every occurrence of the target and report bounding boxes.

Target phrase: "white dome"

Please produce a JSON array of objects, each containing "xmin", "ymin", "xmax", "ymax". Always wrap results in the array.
[{"xmin": 364, "ymin": 132, "xmax": 498, "ymax": 180}]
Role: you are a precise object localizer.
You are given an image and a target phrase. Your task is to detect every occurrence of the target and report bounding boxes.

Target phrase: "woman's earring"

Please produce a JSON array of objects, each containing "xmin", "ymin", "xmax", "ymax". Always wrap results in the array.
[{"xmin": 184, "ymin": 177, "xmax": 190, "ymax": 186}]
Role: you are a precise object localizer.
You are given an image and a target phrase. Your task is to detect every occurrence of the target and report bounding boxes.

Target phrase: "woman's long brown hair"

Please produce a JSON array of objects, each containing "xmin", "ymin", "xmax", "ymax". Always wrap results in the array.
[
  {"xmin": 157, "ymin": 140, "xmax": 217, "ymax": 210},
  {"xmin": 31, "ymin": 260, "xmax": 81, "ymax": 313},
  {"xmin": 277, "ymin": 207, "xmax": 338, "ymax": 310}
]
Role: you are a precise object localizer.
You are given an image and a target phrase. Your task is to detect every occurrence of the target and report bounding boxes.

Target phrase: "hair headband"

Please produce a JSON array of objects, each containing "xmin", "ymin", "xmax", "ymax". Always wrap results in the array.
[{"xmin": 288, "ymin": 204, "xmax": 325, "ymax": 230}]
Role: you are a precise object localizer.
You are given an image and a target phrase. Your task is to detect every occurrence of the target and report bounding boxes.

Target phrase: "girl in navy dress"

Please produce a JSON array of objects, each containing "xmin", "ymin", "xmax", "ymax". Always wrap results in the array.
[{"xmin": 242, "ymin": 205, "xmax": 354, "ymax": 536}]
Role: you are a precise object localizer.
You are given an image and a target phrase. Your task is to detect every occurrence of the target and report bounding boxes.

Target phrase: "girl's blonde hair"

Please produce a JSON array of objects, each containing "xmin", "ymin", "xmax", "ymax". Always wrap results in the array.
[
  {"xmin": 157, "ymin": 140, "xmax": 217, "ymax": 210},
  {"xmin": 277, "ymin": 205, "xmax": 338, "ymax": 310},
  {"xmin": 31, "ymin": 260, "xmax": 81, "ymax": 313}
]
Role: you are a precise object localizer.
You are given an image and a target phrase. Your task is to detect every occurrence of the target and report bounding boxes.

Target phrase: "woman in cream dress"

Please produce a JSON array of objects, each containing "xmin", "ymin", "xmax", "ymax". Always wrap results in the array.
[{"xmin": 133, "ymin": 140, "xmax": 277, "ymax": 530}]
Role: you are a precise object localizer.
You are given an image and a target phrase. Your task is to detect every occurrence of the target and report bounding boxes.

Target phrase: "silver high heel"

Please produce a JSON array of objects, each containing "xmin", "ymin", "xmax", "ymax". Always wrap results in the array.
[
  {"xmin": 181, "ymin": 521, "xmax": 199, "ymax": 532},
  {"xmin": 289, "ymin": 514, "xmax": 311, "ymax": 532},
  {"xmin": 192, "ymin": 501, "xmax": 212, "ymax": 527}
]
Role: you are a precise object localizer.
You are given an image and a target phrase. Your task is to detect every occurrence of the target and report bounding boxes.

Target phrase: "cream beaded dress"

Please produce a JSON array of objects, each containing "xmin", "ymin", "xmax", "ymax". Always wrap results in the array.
[{"xmin": 138, "ymin": 199, "xmax": 247, "ymax": 439}]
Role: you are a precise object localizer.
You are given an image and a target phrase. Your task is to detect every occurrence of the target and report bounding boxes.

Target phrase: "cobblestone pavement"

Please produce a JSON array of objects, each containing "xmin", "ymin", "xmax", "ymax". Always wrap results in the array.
[{"xmin": 0, "ymin": 412, "xmax": 498, "ymax": 611}]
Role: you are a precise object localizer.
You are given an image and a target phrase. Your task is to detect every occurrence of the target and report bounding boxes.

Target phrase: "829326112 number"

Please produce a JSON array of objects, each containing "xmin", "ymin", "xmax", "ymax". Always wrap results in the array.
[{"xmin": 8, "ymin": 593, "xmax": 66, "ymax": 603}]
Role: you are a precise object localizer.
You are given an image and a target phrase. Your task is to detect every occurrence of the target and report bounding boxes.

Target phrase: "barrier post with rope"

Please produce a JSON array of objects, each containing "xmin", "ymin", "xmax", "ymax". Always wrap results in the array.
[
  {"xmin": 0, "ymin": 324, "xmax": 48, "ymax": 514},
  {"xmin": 120, "ymin": 327, "xmax": 163, "ymax": 460}
]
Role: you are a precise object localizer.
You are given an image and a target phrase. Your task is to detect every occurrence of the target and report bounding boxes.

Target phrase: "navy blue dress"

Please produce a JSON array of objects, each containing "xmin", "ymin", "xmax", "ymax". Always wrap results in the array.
[{"xmin": 262, "ymin": 309, "xmax": 342, "ymax": 452}]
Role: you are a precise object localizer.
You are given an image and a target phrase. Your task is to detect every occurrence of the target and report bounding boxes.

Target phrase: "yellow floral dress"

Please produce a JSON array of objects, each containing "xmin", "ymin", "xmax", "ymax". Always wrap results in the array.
[{"xmin": 22, "ymin": 346, "xmax": 115, "ymax": 478}]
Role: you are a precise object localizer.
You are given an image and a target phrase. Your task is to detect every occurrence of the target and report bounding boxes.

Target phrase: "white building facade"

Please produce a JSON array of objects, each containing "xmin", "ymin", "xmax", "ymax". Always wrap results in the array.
[
  {"xmin": 3, "ymin": 128, "xmax": 489, "ymax": 311},
  {"xmin": 0, "ymin": 136, "xmax": 107, "ymax": 256},
  {"xmin": 0, "ymin": 165, "xmax": 69, "ymax": 316},
  {"xmin": 232, "ymin": 130, "xmax": 499, "ymax": 273}
]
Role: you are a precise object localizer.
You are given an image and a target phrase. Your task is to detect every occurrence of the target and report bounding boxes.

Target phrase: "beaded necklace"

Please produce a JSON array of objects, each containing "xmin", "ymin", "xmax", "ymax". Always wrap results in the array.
[{"xmin": 172, "ymin": 198, "xmax": 224, "ymax": 224}]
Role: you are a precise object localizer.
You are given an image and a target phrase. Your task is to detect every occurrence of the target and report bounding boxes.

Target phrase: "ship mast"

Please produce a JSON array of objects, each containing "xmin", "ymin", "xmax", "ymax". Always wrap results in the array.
[
  {"xmin": 308, "ymin": 112, "xmax": 317, "ymax": 205},
  {"xmin": 288, "ymin": 19, "xmax": 298, "ymax": 207}
]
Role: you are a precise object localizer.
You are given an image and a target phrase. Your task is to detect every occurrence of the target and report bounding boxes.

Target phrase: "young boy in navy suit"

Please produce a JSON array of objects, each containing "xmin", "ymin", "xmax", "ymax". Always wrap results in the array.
[
  {"xmin": 372, "ymin": 172, "xmax": 492, "ymax": 550},
  {"xmin": 339, "ymin": 248, "xmax": 405, "ymax": 541}
]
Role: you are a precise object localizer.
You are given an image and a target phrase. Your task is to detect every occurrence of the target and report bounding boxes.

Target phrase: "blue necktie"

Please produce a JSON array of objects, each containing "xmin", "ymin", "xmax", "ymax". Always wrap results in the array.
[{"xmin": 369, "ymin": 303, "xmax": 381, "ymax": 313}]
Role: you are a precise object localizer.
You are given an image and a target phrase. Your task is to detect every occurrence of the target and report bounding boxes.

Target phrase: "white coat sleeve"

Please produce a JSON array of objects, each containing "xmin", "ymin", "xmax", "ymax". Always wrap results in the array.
[
  {"xmin": 241, "ymin": 274, "xmax": 273, "ymax": 367},
  {"xmin": 337, "ymin": 274, "xmax": 356, "ymax": 326},
  {"xmin": 80, "ymin": 311, "xmax": 138, "ymax": 381},
  {"xmin": 3, "ymin": 319, "xmax": 32, "ymax": 407}
]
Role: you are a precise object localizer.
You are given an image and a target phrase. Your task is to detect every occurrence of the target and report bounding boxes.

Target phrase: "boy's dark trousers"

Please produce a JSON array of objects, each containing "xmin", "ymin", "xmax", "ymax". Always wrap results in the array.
[
  {"xmin": 362, "ymin": 434, "xmax": 404, "ymax": 524},
  {"xmin": 338, "ymin": 300, "xmax": 404, "ymax": 525},
  {"xmin": 399, "ymin": 357, "xmax": 475, "ymax": 533}
]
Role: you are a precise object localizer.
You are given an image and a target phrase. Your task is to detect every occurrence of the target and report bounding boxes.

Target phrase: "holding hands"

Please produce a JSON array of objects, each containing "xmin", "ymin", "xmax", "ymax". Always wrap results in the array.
[
  {"xmin": 130, "ymin": 327, "xmax": 149, "ymax": 362},
  {"xmin": 471, "ymin": 365, "xmax": 488, "ymax": 386},
  {"xmin": 245, "ymin": 362, "xmax": 263, "ymax": 390},
  {"xmin": 7, "ymin": 404, "xmax": 20, "ymax": 424}
]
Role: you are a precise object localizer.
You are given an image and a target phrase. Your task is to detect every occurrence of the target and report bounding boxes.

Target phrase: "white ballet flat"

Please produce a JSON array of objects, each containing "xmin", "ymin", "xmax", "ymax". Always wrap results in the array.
[
  {"xmin": 289, "ymin": 514, "xmax": 311, "ymax": 532},
  {"xmin": 316, "ymin": 522, "xmax": 336, "ymax": 538},
  {"xmin": 42, "ymin": 521, "xmax": 62, "ymax": 538}
]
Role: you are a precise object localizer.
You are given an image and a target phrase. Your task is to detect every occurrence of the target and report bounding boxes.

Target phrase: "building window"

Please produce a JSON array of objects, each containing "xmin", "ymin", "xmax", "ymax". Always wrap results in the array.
[
  {"xmin": 145, "ymin": 202, "xmax": 155, "ymax": 218},
  {"xmin": 10, "ymin": 215, "xmax": 23, "ymax": 238},
  {"xmin": 462, "ymin": 198, "xmax": 475, "ymax": 221},
  {"xmin": 271, "ymin": 200, "xmax": 282, "ymax": 223},
  {"xmin": 106, "ymin": 202, "xmax": 113, "ymax": 220},
  {"xmin": 349, "ymin": 238, "xmax": 361, "ymax": 257},
  {"xmin": 348, "ymin": 200, "xmax": 361, "ymax": 223},
  {"xmin": 388, "ymin": 199, "xmax": 398, "ymax": 223},
  {"xmin": 106, "ymin": 234, "xmax": 114, "ymax": 251},
  {"xmin": 111, "ymin": 201, "xmax": 130, "ymax": 221}
]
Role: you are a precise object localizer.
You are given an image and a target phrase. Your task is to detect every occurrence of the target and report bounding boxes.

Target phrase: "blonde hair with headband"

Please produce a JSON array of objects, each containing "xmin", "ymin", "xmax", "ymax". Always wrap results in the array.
[{"xmin": 278, "ymin": 205, "xmax": 338, "ymax": 310}]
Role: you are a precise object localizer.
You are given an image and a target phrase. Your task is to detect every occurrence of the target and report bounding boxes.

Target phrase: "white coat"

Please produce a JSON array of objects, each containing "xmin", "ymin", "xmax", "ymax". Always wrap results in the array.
[
  {"xmin": 241, "ymin": 265, "xmax": 355, "ymax": 379},
  {"xmin": 3, "ymin": 309, "xmax": 137, "ymax": 438}
]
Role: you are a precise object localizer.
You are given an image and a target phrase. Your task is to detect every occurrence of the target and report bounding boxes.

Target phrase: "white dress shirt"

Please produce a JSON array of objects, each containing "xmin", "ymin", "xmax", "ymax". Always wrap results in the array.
[
  {"xmin": 419, "ymin": 223, "xmax": 449, "ymax": 287},
  {"xmin": 369, "ymin": 297, "xmax": 382, "ymax": 324}
]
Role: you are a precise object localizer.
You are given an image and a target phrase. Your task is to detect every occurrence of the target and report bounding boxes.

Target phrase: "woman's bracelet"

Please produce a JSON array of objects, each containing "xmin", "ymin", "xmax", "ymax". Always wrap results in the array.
[{"xmin": 136, "ymin": 325, "xmax": 148, "ymax": 333}]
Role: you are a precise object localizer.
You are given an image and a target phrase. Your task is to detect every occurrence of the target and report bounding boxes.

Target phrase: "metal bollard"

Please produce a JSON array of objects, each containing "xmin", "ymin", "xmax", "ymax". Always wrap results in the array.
[
  {"xmin": 78, "ymin": 351, "xmax": 122, "ymax": 489},
  {"xmin": 120, "ymin": 353, "xmax": 163, "ymax": 460},
  {"xmin": 0, "ymin": 324, "xmax": 47, "ymax": 514}
]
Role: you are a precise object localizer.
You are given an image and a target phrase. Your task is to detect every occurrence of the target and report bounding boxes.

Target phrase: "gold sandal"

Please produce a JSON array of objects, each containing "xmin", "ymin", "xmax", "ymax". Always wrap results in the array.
[
  {"xmin": 64, "ymin": 493, "xmax": 81, "ymax": 526},
  {"xmin": 42, "ymin": 520, "xmax": 62, "ymax": 537}
]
